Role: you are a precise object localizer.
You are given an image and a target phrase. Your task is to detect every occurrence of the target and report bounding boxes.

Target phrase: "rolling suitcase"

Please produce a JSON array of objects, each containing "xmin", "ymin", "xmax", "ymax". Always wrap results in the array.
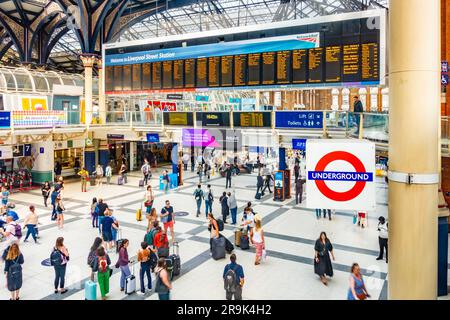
[
  {"xmin": 222, "ymin": 235, "xmax": 234, "ymax": 254},
  {"xmin": 116, "ymin": 229, "xmax": 124, "ymax": 254},
  {"xmin": 139, "ymin": 179, "xmax": 144, "ymax": 187},
  {"xmin": 125, "ymin": 264, "xmax": 136, "ymax": 294},
  {"xmin": 84, "ymin": 280, "xmax": 97, "ymax": 300},
  {"xmin": 234, "ymin": 229, "xmax": 243, "ymax": 247},
  {"xmin": 255, "ymin": 193, "xmax": 262, "ymax": 200},
  {"xmin": 212, "ymin": 236, "xmax": 226, "ymax": 260},
  {"xmin": 165, "ymin": 256, "xmax": 174, "ymax": 280},
  {"xmin": 169, "ymin": 242, "xmax": 181, "ymax": 277},
  {"xmin": 240, "ymin": 234, "xmax": 250, "ymax": 250},
  {"xmin": 136, "ymin": 207, "xmax": 142, "ymax": 222}
]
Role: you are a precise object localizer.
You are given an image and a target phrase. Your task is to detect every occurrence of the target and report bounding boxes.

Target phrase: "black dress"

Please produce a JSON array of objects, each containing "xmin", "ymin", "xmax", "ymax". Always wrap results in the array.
[
  {"xmin": 314, "ymin": 239, "xmax": 334, "ymax": 277},
  {"xmin": 4, "ymin": 254, "xmax": 24, "ymax": 291}
]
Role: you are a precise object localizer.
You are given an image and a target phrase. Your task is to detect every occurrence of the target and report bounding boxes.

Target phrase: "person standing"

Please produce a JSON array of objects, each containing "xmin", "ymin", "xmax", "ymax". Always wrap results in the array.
[
  {"xmin": 182, "ymin": 153, "xmax": 190, "ymax": 172},
  {"xmin": 119, "ymin": 162, "xmax": 127, "ymax": 184},
  {"xmin": 96, "ymin": 199, "xmax": 109, "ymax": 234},
  {"xmin": 105, "ymin": 163, "xmax": 112, "ymax": 185},
  {"xmin": 115, "ymin": 239, "xmax": 131, "ymax": 292},
  {"xmin": 91, "ymin": 197, "xmax": 99, "ymax": 229},
  {"xmin": 353, "ymin": 95, "xmax": 364, "ymax": 134},
  {"xmin": 256, "ymin": 174, "xmax": 264, "ymax": 197},
  {"xmin": 219, "ymin": 192, "xmax": 229, "ymax": 224},
  {"xmin": 1, "ymin": 216, "xmax": 20, "ymax": 246},
  {"xmin": 197, "ymin": 163, "xmax": 204, "ymax": 183},
  {"xmin": 251, "ymin": 218, "xmax": 265, "ymax": 265},
  {"xmin": 314, "ymin": 232, "xmax": 335, "ymax": 286},
  {"xmin": 141, "ymin": 160, "xmax": 151, "ymax": 186},
  {"xmin": 94, "ymin": 246, "xmax": 111, "ymax": 300},
  {"xmin": 4, "ymin": 243, "xmax": 24, "ymax": 300},
  {"xmin": 77, "ymin": 167, "xmax": 89, "ymax": 192},
  {"xmin": 51, "ymin": 237, "xmax": 69, "ymax": 294},
  {"xmin": 144, "ymin": 185, "xmax": 154, "ymax": 216},
  {"xmin": 55, "ymin": 195, "xmax": 65, "ymax": 229},
  {"xmin": 23, "ymin": 206, "xmax": 38, "ymax": 244},
  {"xmin": 100, "ymin": 210, "xmax": 115, "ymax": 251},
  {"xmin": 87, "ymin": 237, "xmax": 103, "ymax": 281},
  {"xmin": 223, "ymin": 253, "xmax": 244, "ymax": 300},
  {"xmin": 295, "ymin": 177, "xmax": 305, "ymax": 205},
  {"xmin": 225, "ymin": 164, "xmax": 232, "ymax": 189},
  {"xmin": 323, "ymin": 209, "xmax": 332, "ymax": 221},
  {"xmin": 293, "ymin": 162, "xmax": 300, "ymax": 182},
  {"xmin": 1, "ymin": 186, "xmax": 9, "ymax": 206},
  {"xmin": 161, "ymin": 170, "xmax": 170, "ymax": 194},
  {"xmin": 205, "ymin": 185, "xmax": 214, "ymax": 217},
  {"xmin": 376, "ymin": 216, "xmax": 388, "ymax": 263},
  {"xmin": 95, "ymin": 165, "xmax": 104, "ymax": 186},
  {"xmin": 207, "ymin": 213, "xmax": 220, "ymax": 253},
  {"xmin": 137, "ymin": 241, "xmax": 156, "ymax": 295},
  {"xmin": 315, "ymin": 209, "xmax": 322, "ymax": 220},
  {"xmin": 347, "ymin": 263, "xmax": 370, "ymax": 300},
  {"xmin": 227, "ymin": 191, "xmax": 238, "ymax": 225},
  {"xmin": 190, "ymin": 154, "xmax": 195, "ymax": 172},
  {"xmin": 193, "ymin": 184, "xmax": 204, "ymax": 218},
  {"xmin": 54, "ymin": 161, "xmax": 62, "ymax": 182},
  {"xmin": 154, "ymin": 258, "xmax": 172, "ymax": 300},
  {"xmin": 41, "ymin": 181, "xmax": 51, "ymax": 207},
  {"xmin": 160, "ymin": 200, "xmax": 175, "ymax": 243}
]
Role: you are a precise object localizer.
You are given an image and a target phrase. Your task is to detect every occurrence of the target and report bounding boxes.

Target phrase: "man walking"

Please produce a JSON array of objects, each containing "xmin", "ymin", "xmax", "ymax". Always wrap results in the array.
[
  {"xmin": 141, "ymin": 160, "xmax": 151, "ymax": 186},
  {"xmin": 182, "ymin": 153, "xmax": 190, "ymax": 171},
  {"xmin": 256, "ymin": 174, "xmax": 264, "ymax": 197},
  {"xmin": 262, "ymin": 173, "xmax": 273, "ymax": 195},
  {"xmin": 225, "ymin": 164, "xmax": 232, "ymax": 189},
  {"xmin": 193, "ymin": 184, "xmax": 204, "ymax": 218},
  {"xmin": 205, "ymin": 185, "xmax": 214, "ymax": 217},
  {"xmin": 294, "ymin": 162, "xmax": 300, "ymax": 182},
  {"xmin": 227, "ymin": 191, "xmax": 238, "ymax": 225},
  {"xmin": 295, "ymin": 177, "xmax": 305, "ymax": 205},
  {"xmin": 223, "ymin": 254, "xmax": 245, "ymax": 300},
  {"xmin": 353, "ymin": 95, "xmax": 364, "ymax": 134}
]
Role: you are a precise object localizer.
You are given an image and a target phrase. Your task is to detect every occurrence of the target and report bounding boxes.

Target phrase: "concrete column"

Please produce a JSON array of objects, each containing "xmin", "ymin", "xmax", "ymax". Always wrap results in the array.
[
  {"xmin": 81, "ymin": 55, "xmax": 97, "ymax": 126},
  {"xmin": 388, "ymin": 0, "xmax": 440, "ymax": 299},
  {"xmin": 97, "ymin": 59, "xmax": 106, "ymax": 125},
  {"xmin": 31, "ymin": 141, "xmax": 54, "ymax": 184}
]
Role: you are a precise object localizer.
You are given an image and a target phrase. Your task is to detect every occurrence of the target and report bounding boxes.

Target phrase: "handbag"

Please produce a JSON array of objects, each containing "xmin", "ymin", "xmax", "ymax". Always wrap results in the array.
[{"xmin": 144, "ymin": 200, "xmax": 153, "ymax": 207}]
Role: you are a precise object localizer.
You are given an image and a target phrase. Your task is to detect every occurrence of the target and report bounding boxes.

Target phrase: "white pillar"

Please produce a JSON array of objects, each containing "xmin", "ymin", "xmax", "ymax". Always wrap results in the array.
[{"xmin": 81, "ymin": 55, "xmax": 96, "ymax": 126}]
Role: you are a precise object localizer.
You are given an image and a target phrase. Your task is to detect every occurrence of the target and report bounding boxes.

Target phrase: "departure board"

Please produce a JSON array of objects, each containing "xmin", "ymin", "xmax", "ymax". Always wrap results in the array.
[
  {"xmin": 308, "ymin": 48, "xmax": 324, "ymax": 83},
  {"xmin": 185, "ymin": 59, "xmax": 195, "ymax": 88},
  {"xmin": 248, "ymin": 53, "xmax": 261, "ymax": 86},
  {"xmin": 132, "ymin": 64, "xmax": 141, "ymax": 90},
  {"xmin": 208, "ymin": 57, "xmax": 220, "ymax": 87},
  {"xmin": 221, "ymin": 56, "xmax": 233, "ymax": 86},
  {"xmin": 196, "ymin": 58, "xmax": 207, "ymax": 88},
  {"xmin": 234, "ymin": 54, "xmax": 247, "ymax": 86},
  {"xmin": 152, "ymin": 62, "xmax": 162, "ymax": 89},
  {"xmin": 233, "ymin": 112, "xmax": 272, "ymax": 128},
  {"xmin": 325, "ymin": 46, "xmax": 342, "ymax": 82},
  {"xmin": 361, "ymin": 43, "xmax": 379, "ymax": 81},
  {"xmin": 163, "ymin": 112, "xmax": 194, "ymax": 126},
  {"xmin": 105, "ymin": 66, "xmax": 114, "ymax": 91},
  {"xmin": 122, "ymin": 65, "xmax": 131, "ymax": 90},
  {"xmin": 342, "ymin": 44, "xmax": 361, "ymax": 82},
  {"xmin": 262, "ymin": 52, "xmax": 276, "ymax": 85},
  {"xmin": 173, "ymin": 60, "xmax": 184, "ymax": 88},
  {"xmin": 292, "ymin": 49, "xmax": 307, "ymax": 84},
  {"xmin": 142, "ymin": 63, "xmax": 151, "ymax": 89},
  {"xmin": 277, "ymin": 51, "xmax": 291, "ymax": 84},
  {"xmin": 162, "ymin": 61, "xmax": 173, "ymax": 89}
]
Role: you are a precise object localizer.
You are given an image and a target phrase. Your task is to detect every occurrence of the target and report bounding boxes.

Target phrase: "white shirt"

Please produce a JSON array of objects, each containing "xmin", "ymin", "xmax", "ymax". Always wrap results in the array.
[
  {"xmin": 244, "ymin": 212, "xmax": 255, "ymax": 228},
  {"xmin": 182, "ymin": 154, "xmax": 190, "ymax": 163},
  {"xmin": 252, "ymin": 228, "xmax": 263, "ymax": 243},
  {"xmin": 378, "ymin": 222, "xmax": 388, "ymax": 239}
]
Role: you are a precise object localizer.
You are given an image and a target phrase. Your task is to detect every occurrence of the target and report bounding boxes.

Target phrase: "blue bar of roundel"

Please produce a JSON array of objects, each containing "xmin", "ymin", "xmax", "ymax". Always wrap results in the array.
[{"xmin": 308, "ymin": 171, "xmax": 374, "ymax": 182}]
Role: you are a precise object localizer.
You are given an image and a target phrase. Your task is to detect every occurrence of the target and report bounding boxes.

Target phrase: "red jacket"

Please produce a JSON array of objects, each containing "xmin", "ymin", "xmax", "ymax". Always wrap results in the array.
[{"xmin": 153, "ymin": 231, "xmax": 168, "ymax": 249}]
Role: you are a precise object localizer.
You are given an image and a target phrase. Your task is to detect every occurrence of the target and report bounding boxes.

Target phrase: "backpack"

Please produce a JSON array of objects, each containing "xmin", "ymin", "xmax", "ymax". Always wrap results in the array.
[
  {"xmin": 224, "ymin": 265, "xmax": 238, "ymax": 293},
  {"xmin": 87, "ymin": 250, "xmax": 96, "ymax": 267},
  {"xmin": 8, "ymin": 257, "xmax": 22, "ymax": 281},
  {"xmin": 144, "ymin": 228, "xmax": 157, "ymax": 246},
  {"xmin": 216, "ymin": 219, "xmax": 224, "ymax": 232},
  {"xmin": 149, "ymin": 252, "xmax": 158, "ymax": 270},
  {"xmin": 208, "ymin": 191, "xmax": 214, "ymax": 202},
  {"xmin": 13, "ymin": 224, "xmax": 22, "ymax": 238},
  {"xmin": 50, "ymin": 249, "xmax": 62, "ymax": 266},
  {"xmin": 194, "ymin": 189, "xmax": 203, "ymax": 201},
  {"xmin": 97, "ymin": 256, "xmax": 108, "ymax": 273}
]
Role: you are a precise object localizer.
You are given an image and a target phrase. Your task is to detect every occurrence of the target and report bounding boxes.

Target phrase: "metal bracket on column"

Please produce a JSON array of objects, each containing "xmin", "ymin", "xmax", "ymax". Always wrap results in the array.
[{"xmin": 388, "ymin": 171, "xmax": 439, "ymax": 185}]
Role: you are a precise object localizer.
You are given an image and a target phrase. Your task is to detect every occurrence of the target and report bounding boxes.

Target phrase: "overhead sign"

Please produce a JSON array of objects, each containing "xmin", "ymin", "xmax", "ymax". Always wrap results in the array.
[
  {"xmin": 24, "ymin": 144, "xmax": 32, "ymax": 156},
  {"xmin": 107, "ymin": 134, "xmax": 125, "ymax": 140},
  {"xmin": 306, "ymin": 140, "xmax": 375, "ymax": 210},
  {"xmin": 292, "ymin": 139, "xmax": 307, "ymax": 151},
  {"xmin": 276, "ymin": 111, "xmax": 323, "ymax": 129},
  {"xmin": 197, "ymin": 112, "xmax": 231, "ymax": 127},
  {"xmin": 12, "ymin": 145, "xmax": 24, "ymax": 158},
  {"xmin": 0, "ymin": 111, "xmax": 11, "ymax": 129},
  {"xmin": 146, "ymin": 133, "xmax": 160, "ymax": 143},
  {"xmin": 233, "ymin": 112, "xmax": 272, "ymax": 128},
  {"xmin": 166, "ymin": 94, "xmax": 183, "ymax": 100}
]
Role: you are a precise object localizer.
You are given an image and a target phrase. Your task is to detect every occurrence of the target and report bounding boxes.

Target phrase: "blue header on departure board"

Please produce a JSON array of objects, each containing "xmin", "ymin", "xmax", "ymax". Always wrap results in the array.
[{"xmin": 275, "ymin": 111, "xmax": 323, "ymax": 129}]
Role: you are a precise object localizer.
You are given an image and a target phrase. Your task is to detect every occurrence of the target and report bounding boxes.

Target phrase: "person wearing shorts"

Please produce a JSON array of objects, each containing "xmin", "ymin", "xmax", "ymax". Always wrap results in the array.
[
  {"xmin": 100, "ymin": 210, "xmax": 115, "ymax": 251},
  {"xmin": 160, "ymin": 200, "xmax": 175, "ymax": 243}
]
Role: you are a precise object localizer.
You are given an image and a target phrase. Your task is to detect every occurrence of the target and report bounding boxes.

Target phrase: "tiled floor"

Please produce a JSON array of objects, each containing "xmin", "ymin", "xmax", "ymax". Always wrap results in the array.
[{"xmin": 0, "ymin": 166, "xmax": 446, "ymax": 300}]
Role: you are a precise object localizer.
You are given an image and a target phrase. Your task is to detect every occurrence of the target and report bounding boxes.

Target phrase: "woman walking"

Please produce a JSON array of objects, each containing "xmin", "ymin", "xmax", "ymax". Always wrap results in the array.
[
  {"xmin": 207, "ymin": 213, "xmax": 220, "ymax": 253},
  {"xmin": 55, "ymin": 195, "xmax": 65, "ymax": 229},
  {"xmin": 251, "ymin": 218, "xmax": 265, "ymax": 265},
  {"xmin": 115, "ymin": 239, "xmax": 131, "ymax": 292},
  {"xmin": 347, "ymin": 263, "xmax": 370, "ymax": 300},
  {"xmin": 87, "ymin": 237, "xmax": 103, "ymax": 281},
  {"xmin": 314, "ymin": 232, "xmax": 335, "ymax": 285},
  {"xmin": 4, "ymin": 243, "xmax": 24, "ymax": 300},
  {"xmin": 91, "ymin": 197, "xmax": 99, "ymax": 228},
  {"xmin": 95, "ymin": 246, "xmax": 111, "ymax": 300},
  {"xmin": 144, "ymin": 185, "xmax": 155, "ymax": 216},
  {"xmin": 154, "ymin": 257, "xmax": 172, "ymax": 300},
  {"xmin": 51, "ymin": 237, "xmax": 69, "ymax": 294},
  {"xmin": 95, "ymin": 164, "xmax": 104, "ymax": 186},
  {"xmin": 105, "ymin": 163, "xmax": 112, "ymax": 185},
  {"xmin": 41, "ymin": 181, "xmax": 51, "ymax": 207},
  {"xmin": 23, "ymin": 205, "xmax": 39, "ymax": 244}
]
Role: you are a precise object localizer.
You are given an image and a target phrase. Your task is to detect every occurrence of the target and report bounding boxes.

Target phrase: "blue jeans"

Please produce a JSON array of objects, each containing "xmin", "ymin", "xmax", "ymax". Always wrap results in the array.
[
  {"xmin": 158, "ymin": 292, "xmax": 170, "ymax": 300},
  {"xmin": 230, "ymin": 207, "xmax": 238, "ymax": 224},
  {"xmin": 92, "ymin": 214, "xmax": 98, "ymax": 228},
  {"xmin": 98, "ymin": 216, "xmax": 105, "ymax": 234},
  {"xmin": 120, "ymin": 265, "xmax": 131, "ymax": 290},
  {"xmin": 315, "ymin": 209, "xmax": 322, "ymax": 218},
  {"xmin": 146, "ymin": 205, "xmax": 152, "ymax": 214},
  {"xmin": 140, "ymin": 261, "xmax": 152, "ymax": 293},
  {"xmin": 205, "ymin": 200, "xmax": 212, "ymax": 217},
  {"xmin": 54, "ymin": 265, "xmax": 66, "ymax": 289},
  {"xmin": 24, "ymin": 224, "xmax": 37, "ymax": 242},
  {"xmin": 196, "ymin": 199, "xmax": 202, "ymax": 215}
]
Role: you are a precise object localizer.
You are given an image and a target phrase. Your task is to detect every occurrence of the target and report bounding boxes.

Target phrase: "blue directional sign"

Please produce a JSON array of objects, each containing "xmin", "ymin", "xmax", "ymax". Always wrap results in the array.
[
  {"xmin": 442, "ymin": 74, "xmax": 449, "ymax": 86},
  {"xmin": 0, "ymin": 111, "xmax": 11, "ymax": 129},
  {"xmin": 195, "ymin": 95, "xmax": 209, "ymax": 102},
  {"xmin": 146, "ymin": 133, "xmax": 160, "ymax": 143},
  {"xmin": 40, "ymin": 147, "xmax": 44, "ymax": 154},
  {"xmin": 24, "ymin": 144, "xmax": 32, "ymax": 156},
  {"xmin": 275, "ymin": 111, "xmax": 323, "ymax": 129},
  {"xmin": 292, "ymin": 139, "xmax": 307, "ymax": 151}
]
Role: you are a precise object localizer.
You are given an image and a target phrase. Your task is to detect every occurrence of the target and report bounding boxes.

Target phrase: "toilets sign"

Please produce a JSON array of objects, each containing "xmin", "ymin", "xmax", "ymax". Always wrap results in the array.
[{"xmin": 306, "ymin": 140, "xmax": 376, "ymax": 210}]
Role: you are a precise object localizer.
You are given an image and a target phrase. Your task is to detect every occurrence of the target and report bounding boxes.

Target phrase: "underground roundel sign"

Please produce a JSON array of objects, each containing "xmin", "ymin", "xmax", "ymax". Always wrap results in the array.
[{"xmin": 305, "ymin": 140, "xmax": 376, "ymax": 211}]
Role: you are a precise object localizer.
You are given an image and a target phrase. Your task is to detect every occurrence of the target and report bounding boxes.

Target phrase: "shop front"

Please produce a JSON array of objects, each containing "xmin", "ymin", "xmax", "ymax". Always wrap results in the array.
[
  {"xmin": 0, "ymin": 144, "xmax": 34, "ymax": 190},
  {"xmin": 53, "ymin": 140, "xmax": 85, "ymax": 178}
]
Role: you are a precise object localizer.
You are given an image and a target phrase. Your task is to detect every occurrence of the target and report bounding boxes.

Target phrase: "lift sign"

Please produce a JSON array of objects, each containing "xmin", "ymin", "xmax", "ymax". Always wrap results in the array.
[{"xmin": 306, "ymin": 140, "xmax": 375, "ymax": 211}]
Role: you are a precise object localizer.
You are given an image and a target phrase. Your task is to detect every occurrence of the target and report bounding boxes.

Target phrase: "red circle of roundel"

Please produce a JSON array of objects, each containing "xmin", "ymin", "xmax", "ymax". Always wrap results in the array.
[{"xmin": 314, "ymin": 151, "xmax": 366, "ymax": 202}]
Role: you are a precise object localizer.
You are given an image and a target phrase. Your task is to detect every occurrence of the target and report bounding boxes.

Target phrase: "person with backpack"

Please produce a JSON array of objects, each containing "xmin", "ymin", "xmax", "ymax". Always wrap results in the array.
[
  {"xmin": 154, "ymin": 228, "xmax": 169, "ymax": 258},
  {"xmin": 87, "ymin": 237, "xmax": 103, "ymax": 281},
  {"xmin": 220, "ymin": 192, "xmax": 229, "ymax": 224},
  {"xmin": 137, "ymin": 241, "xmax": 157, "ymax": 295},
  {"xmin": 154, "ymin": 257, "xmax": 172, "ymax": 300},
  {"xmin": 23, "ymin": 205, "xmax": 39, "ymax": 244},
  {"xmin": 141, "ymin": 159, "xmax": 151, "ymax": 186},
  {"xmin": 94, "ymin": 246, "xmax": 111, "ymax": 300},
  {"xmin": 1, "ymin": 216, "xmax": 21, "ymax": 246},
  {"xmin": 96, "ymin": 198, "xmax": 109, "ymax": 234},
  {"xmin": 105, "ymin": 163, "xmax": 112, "ymax": 185},
  {"xmin": 4, "ymin": 243, "xmax": 24, "ymax": 300},
  {"xmin": 161, "ymin": 170, "xmax": 170, "ymax": 193},
  {"xmin": 160, "ymin": 200, "xmax": 175, "ymax": 243},
  {"xmin": 115, "ymin": 239, "xmax": 131, "ymax": 292},
  {"xmin": 223, "ymin": 253, "xmax": 244, "ymax": 300},
  {"xmin": 55, "ymin": 195, "xmax": 65, "ymax": 229},
  {"xmin": 227, "ymin": 191, "xmax": 238, "ymax": 225},
  {"xmin": 193, "ymin": 184, "xmax": 204, "ymax": 218},
  {"xmin": 144, "ymin": 221, "xmax": 159, "ymax": 247},
  {"xmin": 205, "ymin": 185, "xmax": 214, "ymax": 218},
  {"xmin": 41, "ymin": 181, "xmax": 51, "ymax": 207},
  {"xmin": 91, "ymin": 198, "xmax": 99, "ymax": 228},
  {"xmin": 51, "ymin": 237, "xmax": 69, "ymax": 294}
]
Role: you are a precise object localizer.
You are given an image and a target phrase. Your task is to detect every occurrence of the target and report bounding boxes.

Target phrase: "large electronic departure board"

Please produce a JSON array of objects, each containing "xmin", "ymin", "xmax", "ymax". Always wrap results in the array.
[
  {"xmin": 173, "ymin": 60, "xmax": 184, "ymax": 88},
  {"xmin": 308, "ymin": 48, "xmax": 324, "ymax": 83},
  {"xmin": 163, "ymin": 112, "xmax": 194, "ymax": 126},
  {"xmin": 262, "ymin": 52, "xmax": 276, "ymax": 85},
  {"xmin": 105, "ymin": 66, "xmax": 114, "ymax": 91},
  {"xmin": 342, "ymin": 44, "xmax": 361, "ymax": 82},
  {"xmin": 152, "ymin": 62, "xmax": 162, "ymax": 89},
  {"xmin": 325, "ymin": 46, "xmax": 341, "ymax": 82},
  {"xmin": 292, "ymin": 49, "xmax": 308, "ymax": 84},
  {"xmin": 123, "ymin": 65, "xmax": 131, "ymax": 90},
  {"xmin": 132, "ymin": 64, "xmax": 141, "ymax": 90},
  {"xmin": 163, "ymin": 61, "xmax": 173, "ymax": 89},
  {"xmin": 234, "ymin": 55, "xmax": 247, "ymax": 86},
  {"xmin": 248, "ymin": 53, "xmax": 261, "ymax": 86},
  {"xmin": 185, "ymin": 59, "xmax": 195, "ymax": 88},
  {"xmin": 196, "ymin": 58, "xmax": 207, "ymax": 88},
  {"xmin": 361, "ymin": 43, "xmax": 379, "ymax": 81},
  {"xmin": 208, "ymin": 57, "xmax": 220, "ymax": 87},
  {"xmin": 221, "ymin": 56, "xmax": 233, "ymax": 87},
  {"xmin": 277, "ymin": 51, "xmax": 291, "ymax": 84},
  {"xmin": 142, "ymin": 63, "xmax": 151, "ymax": 90},
  {"xmin": 233, "ymin": 112, "xmax": 272, "ymax": 128}
]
